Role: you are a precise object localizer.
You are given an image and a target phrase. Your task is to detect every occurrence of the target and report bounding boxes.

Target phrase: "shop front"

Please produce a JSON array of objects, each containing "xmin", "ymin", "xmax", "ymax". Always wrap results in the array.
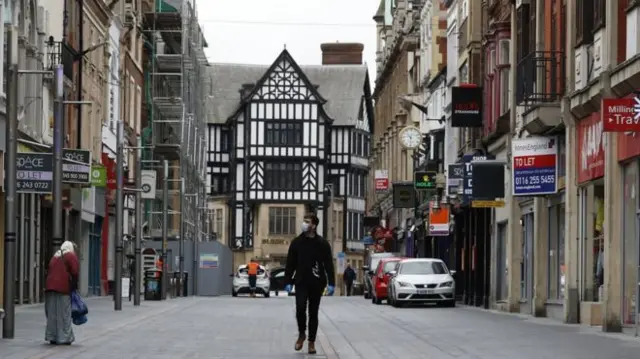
[
  {"xmin": 575, "ymin": 111, "xmax": 606, "ymax": 325},
  {"xmin": 617, "ymin": 130, "xmax": 640, "ymax": 328}
]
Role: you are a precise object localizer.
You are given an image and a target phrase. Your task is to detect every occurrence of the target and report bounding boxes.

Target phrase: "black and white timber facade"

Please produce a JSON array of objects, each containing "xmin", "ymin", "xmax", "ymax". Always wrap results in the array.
[{"xmin": 207, "ymin": 49, "xmax": 374, "ymax": 250}]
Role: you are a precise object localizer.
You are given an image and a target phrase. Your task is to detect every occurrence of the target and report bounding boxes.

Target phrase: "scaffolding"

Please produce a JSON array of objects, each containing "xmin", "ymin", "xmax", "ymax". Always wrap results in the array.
[{"xmin": 141, "ymin": 0, "xmax": 209, "ymax": 243}]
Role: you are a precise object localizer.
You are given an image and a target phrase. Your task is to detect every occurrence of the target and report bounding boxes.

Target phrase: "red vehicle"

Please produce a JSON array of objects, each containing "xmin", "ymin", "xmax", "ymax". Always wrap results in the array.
[{"xmin": 371, "ymin": 257, "xmax": 404, "ymax": 304}]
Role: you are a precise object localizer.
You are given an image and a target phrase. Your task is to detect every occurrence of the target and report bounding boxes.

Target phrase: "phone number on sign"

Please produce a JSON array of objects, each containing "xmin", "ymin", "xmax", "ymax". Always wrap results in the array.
[
  {"xmin": 17, "ymin": 181, "xmax": 50, "ymax": 190},
  {"xmin": 514, "ymin": 175, "xmax": 555, "ymax": 186}
]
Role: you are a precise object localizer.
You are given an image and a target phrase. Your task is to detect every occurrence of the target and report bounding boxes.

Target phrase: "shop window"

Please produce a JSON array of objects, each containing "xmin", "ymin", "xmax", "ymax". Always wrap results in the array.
[
  {"xmin": 622, "ymin": 163, "xmax": 638, "ymax": 326},
  {"xmin": 592, "ymin": 185, "xmax": 605, "ymax": 302},
  {"xmin": 548, "ymin": 203, "xmax": 566, "ymax": 300}
]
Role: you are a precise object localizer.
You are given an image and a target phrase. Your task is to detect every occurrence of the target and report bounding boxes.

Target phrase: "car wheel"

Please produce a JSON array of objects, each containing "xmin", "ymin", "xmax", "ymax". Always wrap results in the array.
[
  {"xmin": 444, "ymin": 300, "xmax": 456, "ymax": 307},
  {"xmin": 374, "ymin": 296, "xmax": 382, "ymax": 305},
  {"xmin": 392, "ymin": 298, "xmax": 403, "ymax": 308},
  {"xmin": 264, "ymin": 292, "xmax": 270, "ymax": 298},
  {"xmin": 232, "ymin": 289, "xmax": 237, "ymax": 297}
]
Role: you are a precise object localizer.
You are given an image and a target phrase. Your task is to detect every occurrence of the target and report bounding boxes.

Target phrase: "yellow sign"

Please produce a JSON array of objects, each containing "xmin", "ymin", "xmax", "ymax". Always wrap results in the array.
[
  {"xmin": 472, "ymin": 200, "xmax": 505, "ymax": 208},
  {"xmin": 261, "ymin": 238, "xmax": 289, "ymax": 245},
  {"xmin": 423, "ymin": 174, "xmax": 430, "ymax": 182}
]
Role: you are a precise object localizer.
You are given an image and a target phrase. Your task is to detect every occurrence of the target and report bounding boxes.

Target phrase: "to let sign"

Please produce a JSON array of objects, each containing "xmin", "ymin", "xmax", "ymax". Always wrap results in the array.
[
  {"xmin": 602, "ymin": 98, "xmax": 640, "ymax": 132},
  {"xmin": 16, "ymin": 152, "xmax": 53, "ymax": 193},
  {"xmin": 63, "ymin": 149, "xmax": 92, "ymax": 184},
  {"xmin": 512, "ymin": 137, "xmax": 557, "ymax": 196}
]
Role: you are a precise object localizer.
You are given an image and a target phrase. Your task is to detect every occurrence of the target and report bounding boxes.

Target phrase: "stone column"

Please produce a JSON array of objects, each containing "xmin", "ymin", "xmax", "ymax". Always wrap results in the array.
[{"xmin": 532, "ymin": 197, "xmax": 549, "ymax": 317}]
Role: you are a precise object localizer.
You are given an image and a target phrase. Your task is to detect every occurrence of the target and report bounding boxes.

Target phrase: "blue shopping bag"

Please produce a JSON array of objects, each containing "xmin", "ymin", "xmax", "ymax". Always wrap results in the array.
[{"xmin": 70, "ymin": 291, "xmax": 88, "ymax": 326}]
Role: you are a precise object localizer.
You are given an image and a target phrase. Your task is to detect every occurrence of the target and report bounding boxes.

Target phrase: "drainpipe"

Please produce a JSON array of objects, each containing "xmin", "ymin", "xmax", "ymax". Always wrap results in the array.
[{"xmin": 76, "ymin": 0, "xmax": 84, "ymax": 149}]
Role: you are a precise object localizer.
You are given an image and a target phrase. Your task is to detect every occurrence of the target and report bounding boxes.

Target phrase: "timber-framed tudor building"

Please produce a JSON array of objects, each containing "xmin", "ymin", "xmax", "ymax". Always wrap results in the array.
[{"xmin": 207, "ymin": 44, "xmax": 373, "ymax": 257}]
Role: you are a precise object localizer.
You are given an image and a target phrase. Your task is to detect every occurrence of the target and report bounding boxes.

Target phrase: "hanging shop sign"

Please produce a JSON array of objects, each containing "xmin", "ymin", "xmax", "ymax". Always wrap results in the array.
[
  {"xmin": 413, "ymin": 170, "xmax": 436, "ymax": 190},
  {"xmin": 374, "ymin": 169, "xmax": 389, "ymax": 191},
  {"xmin": 447, "ymin": 163, "xmax": 464, "ymax": 196},
  {"xmin": 63, "ymin": 149, "xmax": 92, "ymax": 184},
  {"xmin": 16, "ymin": 152, "xmax": 53, "ymax": 193},
  {"xmin": 90, "ymin": 165, "xmax": 107, "ymax": 187},
  {"xmin": 451, "ymin": 85, "xmax": 483, "ymax": 128},
  {"xmin": 602, "ymin": 97, "xmax": 640, "ymax": 132},
  {"xmin": 576, "ymin": 112, "xmax": 604, "ymax": 184},
  {"xmin": 141, "ymin": 170, "xmax": 157, "ymax": 199},
  {"xmin": 392, "ymin": 182, "xmax": 416, "ymax": 208},
  {"xmin": 512, "ymin": 136, "xmax": 558, "ymax": 196},
  {"xmin": 471, "ymin": 161, "xmax": 505, "ymax": 199},
  {"xmin": 102, "ymin": 153, "xmax": 117, "ymax": 190},
  {"xmin": 427, "ymin": 202, "xmax": 449, "ymax": 236},
  {"xmin": 462, "ymin": 153, "xmax": 495, "ymax": 204}
]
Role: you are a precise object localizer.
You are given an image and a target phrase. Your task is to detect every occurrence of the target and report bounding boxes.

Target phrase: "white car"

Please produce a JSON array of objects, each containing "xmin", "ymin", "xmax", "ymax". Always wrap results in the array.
[
  {"xmin": 387, "ymin": 258, "xmax": 456, "ymax": 307},
  {"xmin": 232, "ymin": 264, "xmax": 271, "ymax": 297}
]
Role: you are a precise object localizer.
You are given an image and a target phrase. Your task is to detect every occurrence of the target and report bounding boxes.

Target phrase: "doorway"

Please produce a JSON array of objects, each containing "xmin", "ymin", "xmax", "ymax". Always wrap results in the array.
[{"xmin": 521, "ymin": 212, "xmax": 535, "ymax": 313}]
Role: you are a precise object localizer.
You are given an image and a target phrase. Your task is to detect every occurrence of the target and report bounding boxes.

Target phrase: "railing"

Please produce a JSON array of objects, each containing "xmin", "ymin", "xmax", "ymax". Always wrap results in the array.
[
  {"xmin": 47, "ymin": 41, "xmax": 76, "ymax": 81},
  {"xmin": 516, "ymin": 51, "xmax": 565, "ymax": 104}
]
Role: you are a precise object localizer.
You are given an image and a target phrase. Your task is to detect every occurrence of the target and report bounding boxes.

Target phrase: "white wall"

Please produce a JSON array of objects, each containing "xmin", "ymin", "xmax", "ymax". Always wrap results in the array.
[
  {"xmin": 444, "ymin": 1, "xmax": 459, "ymax": 170},
  {"xmin": 39, "ymin": 0, "xmax": 64, "ymax": 144}
]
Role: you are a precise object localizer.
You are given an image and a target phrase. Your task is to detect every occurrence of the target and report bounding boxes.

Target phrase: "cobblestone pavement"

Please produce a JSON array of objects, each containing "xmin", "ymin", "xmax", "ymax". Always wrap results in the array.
[{"xmin": 1, "ymin": 294, "xmax": 640, "ymax": 358}]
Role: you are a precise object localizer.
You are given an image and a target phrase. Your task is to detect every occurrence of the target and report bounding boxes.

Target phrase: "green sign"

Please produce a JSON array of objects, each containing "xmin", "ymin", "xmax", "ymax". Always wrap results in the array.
[
  {"xmin": 90, "ymin": 165, "xmax": 107, "ymax": 187},
  {"xmin": 414, "ymin": 171, "xmax": 437, "ymax": 190}
]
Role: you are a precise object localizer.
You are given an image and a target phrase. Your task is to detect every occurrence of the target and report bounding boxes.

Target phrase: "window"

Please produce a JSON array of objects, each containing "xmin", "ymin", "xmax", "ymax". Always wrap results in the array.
[
  {"xmin": 364, "ymin": 136, "xmax": 370, "ymax": 157},
  {"xmin": 400, "ymin": 261, "xmax": 448, "ymax": 275},
  {"xmin": 382, "ymin": 261, "xmax": 400, "ymax": 273},
  {"xmin": 548, "ymin": 204, "xmax": 565, "ymax": 300},
  {"xmin": 268, "ymin": 207, "xmax": 297, "ymax": 235},
  {"xmin": 265, "ymin": 122, "xmax": 302, "ymax": 146},
  {"xmin": 500, "ymin": 67, "xmax": 510, "ymax": 115},
  {"xmin": 264, "ymin": 163, "xmax": 302, "ymax": 190},
  {"xmin": 489, "ymin": 49, "xmax": 496, "ymax": 74},
  {"xmin": 211, "ymin": 174, "xmax": 229, "ymax": 195},
  {"xmin": 516, "ymin": 4, "xmax": 531, "ymax": 61},
  {"xmin": 593, "ymin": 0, "xmax": 605, "ymax": 31},
  {"xmin": 220, "ymin": 128, "xmax": 230, "ymax": 151},
  {"xmin": 459, "ymin": 62, "xmax": 469, "ymax": 83},
  {"xmin": 576, "ymin": 0, "xmax": 594, "ymax": 45},
  {"xmin": 211, "ymin": 208, "xmax": 224, "ymax": 238}
]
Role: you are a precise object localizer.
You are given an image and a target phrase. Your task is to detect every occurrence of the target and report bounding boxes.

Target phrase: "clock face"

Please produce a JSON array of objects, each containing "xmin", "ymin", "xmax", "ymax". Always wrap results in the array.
[{"xmin": 400, "ymin": 127, "xmax": 422, "ymax": 149}]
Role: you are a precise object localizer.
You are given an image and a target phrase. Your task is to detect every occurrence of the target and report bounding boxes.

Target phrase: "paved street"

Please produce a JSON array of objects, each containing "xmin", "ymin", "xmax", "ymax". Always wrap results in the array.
[{"xmin": 2, "ymin": 295, "xmax": 640, "ymax": 358}]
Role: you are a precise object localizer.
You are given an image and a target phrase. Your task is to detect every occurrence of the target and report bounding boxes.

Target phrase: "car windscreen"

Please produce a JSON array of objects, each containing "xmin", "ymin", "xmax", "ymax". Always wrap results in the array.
[
  {"xmin": 382, "ymin": 261, "xmax": 399, "ymax": 273},
  {"xmin": 370, "ymin": 254, "xmax": 394, "ymax": 272},
  {"xmin": 399, "ymin": 261, "xmax": 447, "ymax": 275}
]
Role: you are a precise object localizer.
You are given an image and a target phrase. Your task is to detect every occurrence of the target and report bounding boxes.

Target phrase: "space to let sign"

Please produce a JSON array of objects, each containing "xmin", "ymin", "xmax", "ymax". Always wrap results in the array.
[{"xmin": 512, "ymin": 137, "xmax": 557, "ymax": 196}]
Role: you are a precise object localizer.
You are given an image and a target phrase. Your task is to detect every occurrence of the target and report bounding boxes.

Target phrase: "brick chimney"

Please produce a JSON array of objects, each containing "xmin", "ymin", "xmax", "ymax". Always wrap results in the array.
[{"xmin": 321, "ymin": 42, "xmax": 364, "ymax": 65}]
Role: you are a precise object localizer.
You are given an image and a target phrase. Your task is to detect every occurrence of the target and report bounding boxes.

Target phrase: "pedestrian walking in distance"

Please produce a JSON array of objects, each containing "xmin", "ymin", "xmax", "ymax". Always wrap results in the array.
[
  {"xmin": 284, "ymin": 213, "xmax": 335, "ymax": 354},
  {"xmin": 246, "ymin": 259, "xmax": 260, "ymax": 298},
  {"xmin": 44, "ymin": 240, "xmax": 79, "ymax": 345},
  {"xmin": 343, "ymin": 264, "xmax": 356, "ymax": 296}
]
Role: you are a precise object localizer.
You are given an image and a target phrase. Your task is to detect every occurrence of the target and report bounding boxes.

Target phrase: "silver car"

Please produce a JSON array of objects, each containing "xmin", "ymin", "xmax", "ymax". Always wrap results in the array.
[
  {"xmin": 232, "ymin": 264, "xmax": 271, "ymax": 297},
  {"xmin": 388, "ymin": 258, "xmax": 456, "ymax": 307}
]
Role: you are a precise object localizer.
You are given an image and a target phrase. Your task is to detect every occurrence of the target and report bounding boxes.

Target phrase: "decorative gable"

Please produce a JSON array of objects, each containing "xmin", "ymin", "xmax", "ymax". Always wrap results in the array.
[{"xmin": 250, "ymin": 50, "xmax": 325, "ymax": 102}]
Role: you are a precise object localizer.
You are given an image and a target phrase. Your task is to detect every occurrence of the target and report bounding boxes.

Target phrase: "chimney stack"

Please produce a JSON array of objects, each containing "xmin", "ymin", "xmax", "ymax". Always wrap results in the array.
[{"xmin": 321, "ymin": 42, "xmax": 364, "ymax": 65}]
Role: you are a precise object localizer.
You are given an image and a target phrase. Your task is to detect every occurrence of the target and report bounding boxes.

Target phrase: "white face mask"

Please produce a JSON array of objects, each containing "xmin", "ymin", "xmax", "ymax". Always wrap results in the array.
[{"xmin": 301, "ymin": 222, "xmax": 310, "ymax": 232}]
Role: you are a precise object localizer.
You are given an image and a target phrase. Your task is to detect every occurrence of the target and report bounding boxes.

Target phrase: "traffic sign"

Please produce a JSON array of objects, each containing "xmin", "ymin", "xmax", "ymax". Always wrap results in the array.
[
  {"xmin": 414, "ymin": 170, "xmax": 437, "ymax": 190},
  {"xmin": 16, "ymin": 152, "xmax": 53, "ymax": 193},
  {"xmin": 63, "ymin": 149, "xmax": 91, "ymax": 184},
  {"xmin": 512, "ymin": 136, "xmax": 557, "ymax": 196}
]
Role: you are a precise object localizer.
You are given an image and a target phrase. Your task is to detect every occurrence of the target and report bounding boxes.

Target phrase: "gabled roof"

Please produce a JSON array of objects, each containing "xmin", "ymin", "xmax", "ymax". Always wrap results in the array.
[{"xmin": 207, "ymin": 51, "xmax": 371, "ymax": 128}]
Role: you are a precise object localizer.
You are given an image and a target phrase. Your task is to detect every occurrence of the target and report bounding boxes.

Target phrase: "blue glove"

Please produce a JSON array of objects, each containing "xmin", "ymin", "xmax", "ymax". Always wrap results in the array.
[
  {"xmin": 284, "ymin": 284, "xmax": 292, "ymax": 293},
  {"xmin": 327, "ymin": 285, "xmax": 335, "ymax": 296}
]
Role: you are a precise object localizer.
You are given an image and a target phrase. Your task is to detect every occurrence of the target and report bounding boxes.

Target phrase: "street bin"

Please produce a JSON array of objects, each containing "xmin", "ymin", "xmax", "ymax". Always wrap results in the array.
[
  {"xmin": 173, "ymin": 272, "xmax": 182, "ymax": 297},
  {"xmin": 144, "ymin": 269, "xmax": 162, "ymax": 300},
  {"xmin": 352, "ymin": 283, "xmax": 363, "ymax": 296},
  {"xmin": 182, "ymin": 271, "xmax": 188, "ymax": 297}
]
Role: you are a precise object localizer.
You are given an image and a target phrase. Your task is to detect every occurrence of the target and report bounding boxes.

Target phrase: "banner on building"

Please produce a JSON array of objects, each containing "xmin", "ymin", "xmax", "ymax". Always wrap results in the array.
[
  {"xmin": 462, "ymin": 153, "xmax": 495, "ymax": 204},
  {"xmin": 374, "ymin": 169, "xmax": 389, "ymax": 191},
  {"xmin": 428, "ymin": 202, "xmax": 449, "ymax": 236},
  {"xmin": 512, "ymin": 137, "xmax": 558, "ymax": 196},
  {"xmin": 451, "ymin": 85, "xmax": 483, "ymax": 128},
  {"xmin": 199, "ymin": 253, "xmax": 218, "ymax": 268},
  {"xmin": 141, "ymin": 170, "xmax": 157, "ymax": 199}
]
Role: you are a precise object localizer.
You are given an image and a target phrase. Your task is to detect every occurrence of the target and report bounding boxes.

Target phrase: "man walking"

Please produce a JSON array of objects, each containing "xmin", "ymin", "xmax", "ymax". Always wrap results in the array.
[
  {"xmin": 246, "ymin": 259, "xmax": 260, "ymax": 298},
  {"xmin": 343, "ymin": 264, "xmax": 356, "ymax": 296},
  {"xmin": 284, "ymin": 213, "xmax": 335, "ymax": 355}
]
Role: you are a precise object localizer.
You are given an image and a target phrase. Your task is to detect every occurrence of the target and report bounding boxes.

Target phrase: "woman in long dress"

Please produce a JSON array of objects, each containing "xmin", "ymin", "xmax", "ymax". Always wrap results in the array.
[{"xmin": 44, "ymin": 240, "xmax": 79, "ymax": 345}]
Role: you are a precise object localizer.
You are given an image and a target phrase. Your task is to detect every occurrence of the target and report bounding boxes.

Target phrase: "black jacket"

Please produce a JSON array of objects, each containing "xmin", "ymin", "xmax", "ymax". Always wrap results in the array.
[{"xmin": 285, "ymin": 233, "xmax": 335, "ymax": 288}]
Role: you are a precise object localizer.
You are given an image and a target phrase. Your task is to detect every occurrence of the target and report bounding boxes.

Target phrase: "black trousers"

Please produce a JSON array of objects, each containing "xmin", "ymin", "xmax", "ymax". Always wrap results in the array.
[
  {"xmin": 345, "ymin": 282, "xmax": 353, "ymax": 296},
  {"xmin": 295, "ymin": 284, "xmax": 323, "ymax": 341},
  {"xmin": 248, "ymin": 275, "xmax": 257, "ymax": 293}
]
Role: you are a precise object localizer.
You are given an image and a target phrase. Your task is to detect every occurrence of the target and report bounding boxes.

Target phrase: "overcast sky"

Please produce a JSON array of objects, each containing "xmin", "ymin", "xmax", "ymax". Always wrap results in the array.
[{"xmin": 199, "ymin": 0, "xmax": 378, "ymax": 78}]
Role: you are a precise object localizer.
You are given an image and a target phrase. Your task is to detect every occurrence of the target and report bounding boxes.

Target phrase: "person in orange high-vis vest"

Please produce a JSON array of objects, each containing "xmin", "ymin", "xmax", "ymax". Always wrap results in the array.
[{"xmin": 246, "ymin": 259, "xmax": 260, "ymax": 297}]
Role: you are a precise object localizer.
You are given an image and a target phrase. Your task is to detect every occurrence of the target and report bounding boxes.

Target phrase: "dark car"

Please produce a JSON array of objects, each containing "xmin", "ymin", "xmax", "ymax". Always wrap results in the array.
[
  {"xmin": 362, "ymin": 252, "xmax": 399, "ymax": 299},
  {"xmin": 269, "ymin": 267, "xmax": 288, "ymax": 296}
]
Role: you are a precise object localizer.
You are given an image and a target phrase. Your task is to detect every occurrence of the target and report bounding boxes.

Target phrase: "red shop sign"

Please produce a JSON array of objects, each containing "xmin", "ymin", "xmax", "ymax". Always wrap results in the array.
[
  {"xmin": 101, "ymin": 153, "xmax": 117, "ymax": 190},
  {"xmin": 618, "ymin": 132, "xmax": 640, "ymax": 162},
  {"xmin": 576, "ymin": 112, "xmax": 605, "ymax": 183},
  {"xmin": 602, "ymin": 98, "xmax": 639, "ymax": 132}
]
